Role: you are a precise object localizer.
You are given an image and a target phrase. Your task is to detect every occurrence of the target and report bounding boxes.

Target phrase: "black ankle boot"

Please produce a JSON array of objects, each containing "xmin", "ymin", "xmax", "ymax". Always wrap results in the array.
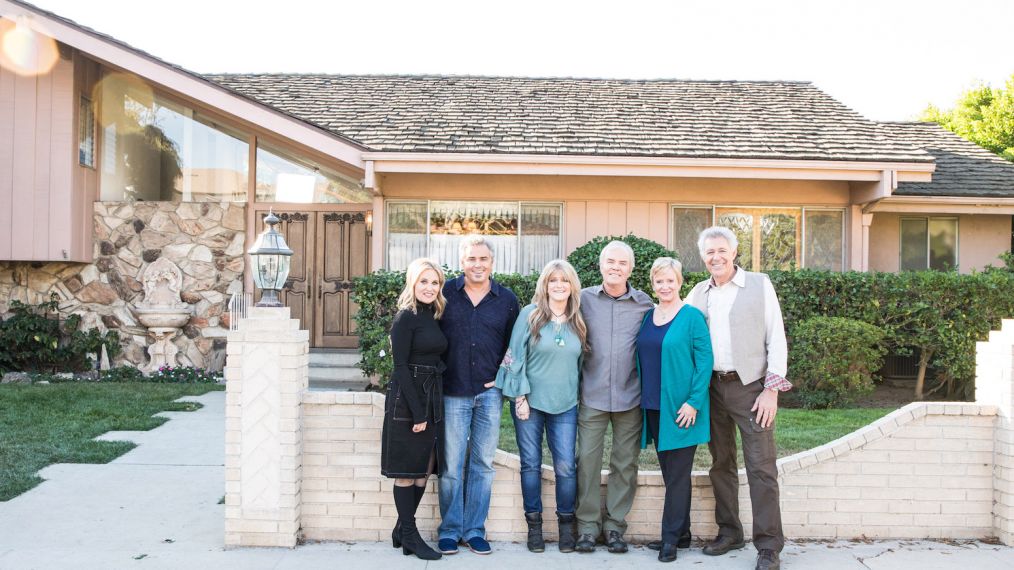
[
  {"xmin": 400, "ymin": 519, "xmax": 441, "ymax": 561},
  {"xmin": 557, "ymin": 513, "xmax": 577, "ymax": 553},
  {"xmin": 525, "ymin": 512, "xmax": 545, "ymax": 552}
]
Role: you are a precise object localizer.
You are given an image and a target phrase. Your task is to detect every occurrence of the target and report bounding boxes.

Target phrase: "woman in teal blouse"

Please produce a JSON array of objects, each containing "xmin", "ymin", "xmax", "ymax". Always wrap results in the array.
[
  {"xmin": 637, "ymin": 257, "xmax": 713, "ymax": 563},
  {"xmin": 496, "ymin": 259, "xmax": 587, "ymax": 554}
]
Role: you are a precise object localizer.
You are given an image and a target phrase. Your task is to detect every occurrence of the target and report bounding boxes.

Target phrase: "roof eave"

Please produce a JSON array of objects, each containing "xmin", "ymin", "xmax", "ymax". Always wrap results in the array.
[
  {"xmin": 1, "ymin": 0, "xmax": 368, "ymax": 170},
  {"xmin": 365, "ymin": 151, "xmax": 935, "ymax": 182}
]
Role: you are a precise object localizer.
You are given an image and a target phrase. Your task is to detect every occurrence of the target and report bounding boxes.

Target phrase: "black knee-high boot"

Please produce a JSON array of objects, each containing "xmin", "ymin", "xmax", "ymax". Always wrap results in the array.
[
  {"xmin": 393, "ymin": 484, "xmax": 428, "ymax": 548},
  {"xmin": 394, "ymin": 485, "xmax": 440, "ymax": 560}
]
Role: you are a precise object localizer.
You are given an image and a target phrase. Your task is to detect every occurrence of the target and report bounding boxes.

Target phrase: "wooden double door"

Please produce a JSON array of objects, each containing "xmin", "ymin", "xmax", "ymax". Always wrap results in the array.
[{"xmin": 255, "ymin": 208, "xmax": 370, "ymax": 348}]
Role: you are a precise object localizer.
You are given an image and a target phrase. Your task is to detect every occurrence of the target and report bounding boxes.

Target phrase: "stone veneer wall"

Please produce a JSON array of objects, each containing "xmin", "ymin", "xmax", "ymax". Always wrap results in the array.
[{"xmin": 0, "ymin": 201, "xmax": 246, "ymax": 371}]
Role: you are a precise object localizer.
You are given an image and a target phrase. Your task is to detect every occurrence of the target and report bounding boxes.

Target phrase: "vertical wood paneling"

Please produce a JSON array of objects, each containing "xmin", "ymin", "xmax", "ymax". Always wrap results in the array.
[
  {"xmin": 33, "ymin": 66, "xmax": 52, "ymax": 259},
  {"xmin": 626, "ymin": 202, "xmax": 650, "ymax": 239},
  {"xmin": 648, "ymin": 202, "xmax": 669, "ymax": 247},
  {"xmin": 0, "ymin": 65, "xmax": 15, "ymax": 259},
  {"xmin": 49, "ymin": 55, "xmax": 75, "ymax": 259},
  {"xmin": 607, "ymin": 201, "xmax": 626, "ymax": 236},
  {"xmin": 585, "ymin": 202, "xmax": 610, "ymax": 243},
  {"xmin": 564, "ymin": 201, "xmax": 586, "ymax": 255},
  {"xmin": 11, "ymin": 71, "xmax": 37, "ymax": 259}
]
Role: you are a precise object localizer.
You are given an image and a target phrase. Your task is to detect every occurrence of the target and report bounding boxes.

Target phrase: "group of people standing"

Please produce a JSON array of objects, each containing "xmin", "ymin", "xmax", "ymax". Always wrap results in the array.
[{"xmin": 379, "ymin": 226, "xmax": 791, "ymax": 570}]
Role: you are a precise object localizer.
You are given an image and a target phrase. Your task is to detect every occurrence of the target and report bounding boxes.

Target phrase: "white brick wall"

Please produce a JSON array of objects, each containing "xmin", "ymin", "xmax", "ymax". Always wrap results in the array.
[
  {"xmin": 224, "ymin": 307, "xmax": 308, "ymax": 548},
  {"xmin": 297, "ymin": 392, "xmax": 1001, "ymax": 543},
  {"xmin": 229, "ymin": 318, "xmax": 1014, "ymax": 546}
]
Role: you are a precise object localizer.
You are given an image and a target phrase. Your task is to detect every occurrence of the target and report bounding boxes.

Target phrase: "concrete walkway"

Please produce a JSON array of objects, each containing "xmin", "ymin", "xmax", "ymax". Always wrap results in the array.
[{"xmin": 1, "ymin": 391, "xmax": 1012, "ymax": 569}]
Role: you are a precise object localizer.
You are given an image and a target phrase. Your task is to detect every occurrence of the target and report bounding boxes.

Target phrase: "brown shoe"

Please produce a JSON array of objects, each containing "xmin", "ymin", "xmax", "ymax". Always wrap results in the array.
[{"xmin": 702, "ymin": 535, "xmax": 745, "ymax": 556}]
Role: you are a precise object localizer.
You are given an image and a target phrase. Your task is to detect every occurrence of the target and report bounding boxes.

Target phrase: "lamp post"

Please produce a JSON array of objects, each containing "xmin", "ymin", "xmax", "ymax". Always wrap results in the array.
[{"xmin": 248, "ymin": 210, "xmax": 294, "ymax": 307}]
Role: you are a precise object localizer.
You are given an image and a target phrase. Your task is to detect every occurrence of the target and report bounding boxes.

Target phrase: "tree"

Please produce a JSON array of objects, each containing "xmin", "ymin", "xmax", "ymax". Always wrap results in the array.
[{"xmin": 921, "ymin": 74, "xmax": 1014, "ymax": 162}]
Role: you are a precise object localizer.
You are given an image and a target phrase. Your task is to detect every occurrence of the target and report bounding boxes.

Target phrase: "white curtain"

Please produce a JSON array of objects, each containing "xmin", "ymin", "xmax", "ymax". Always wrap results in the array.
[{"xmin": 387, "ymin": 234, "xmax": 560, "ymax": 274}]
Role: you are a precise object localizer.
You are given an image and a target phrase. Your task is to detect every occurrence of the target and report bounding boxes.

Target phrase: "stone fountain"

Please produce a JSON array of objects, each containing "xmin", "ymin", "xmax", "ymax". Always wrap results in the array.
[{"xmin": 133, "ymin": 257, "xmax": 193, "ymax": 374}]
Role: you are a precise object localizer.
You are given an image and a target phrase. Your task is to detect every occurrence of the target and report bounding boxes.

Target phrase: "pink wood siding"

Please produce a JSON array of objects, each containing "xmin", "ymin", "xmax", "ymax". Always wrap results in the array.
[{"xmin": 0, "ymin": 48, "xmax": 89, "ymax": 262}]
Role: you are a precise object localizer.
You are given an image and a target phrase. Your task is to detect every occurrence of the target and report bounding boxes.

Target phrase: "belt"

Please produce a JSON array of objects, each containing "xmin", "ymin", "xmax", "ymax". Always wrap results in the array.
[
  {"xmin": 712, "ymin": 370, "xmax": 740, "ymax": 383},
  {"xmin": 408, "ymin": 363, "xmax": 440, "ymax": 376}
]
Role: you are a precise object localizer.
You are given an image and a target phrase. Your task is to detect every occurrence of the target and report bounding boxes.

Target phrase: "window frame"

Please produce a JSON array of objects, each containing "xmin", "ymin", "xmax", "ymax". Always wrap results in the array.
[
  {"xmin": 668, "ymin": 204, "xmax": 847, "ymax": 272},
  {"xmin": 384, "ymin": 199, "xmax": 564, "ymax": 272},
  {"xmin": 78, "ymin": 96, "xmax": 96, "ymax": 168},
  {"xmin": 899, "ymin": 216, "xmax": 959, "ymax": 271}
]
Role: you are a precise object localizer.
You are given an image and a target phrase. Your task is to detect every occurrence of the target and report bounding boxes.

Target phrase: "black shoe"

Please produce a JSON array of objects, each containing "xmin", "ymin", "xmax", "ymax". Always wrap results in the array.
[
  {"xmin": 658, "ymin": 543, "xmax": 678, "ymax": 563},
  {"xmin": 755, "ymin": 549, "xmax": 780, "ymax": 570},
  {"xmin": 702, "ymin": 535, "xmax": 745, "ymax": 556},
  {"xmin": 525, "ymin": 512, "xmax": 545, "ymax": 553},
  {"xmin": 575, "ymin": 533, "xmax": 596, "ymax": 553},
  {"xmin": 648, "ymin": 531, "xmax": 691, "ymax": 551},
  {"xmin": 606, "ymin": 530, "xmax": 628, "ymax": 554},
  {"xmin": 557, "ymin": 513, "xmax": 577, "ymax": 553},
  {"xmin": 400, "ymin": 522, "xmax": 442, "ymax": 561},
  {"xmin": 391, "ymin": 520, "xmax": 401, "ymax": 548}
]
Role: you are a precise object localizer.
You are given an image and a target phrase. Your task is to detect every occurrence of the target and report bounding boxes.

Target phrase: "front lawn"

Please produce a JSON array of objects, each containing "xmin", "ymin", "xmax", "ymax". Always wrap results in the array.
[
  {"xmin": 498, "ymin": 404, "xmax": 894, "ymax": 470},
  {"xmin": 0, "ymin": 382, "xmax": 224, "ymax": 501}
]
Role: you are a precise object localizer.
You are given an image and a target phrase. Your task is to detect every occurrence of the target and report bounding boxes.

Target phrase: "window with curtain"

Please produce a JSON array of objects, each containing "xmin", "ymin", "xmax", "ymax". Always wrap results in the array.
[
  {"xmin": 671, "ymin": 207, "xmax": 712, "ymax": 272},
  {"xmin": 78, "ymin": 96, "xmax": 95, "ymax": 168},
  {"xmin": 715, "ymin": 207, "xmax": 802, "ymax": 271},
  {"xmin": 900, "ymin": 217, "xmax": 958, "ymax": 271},
  {"xmin": 386, "ymin": 201, "xmax": 562, "ymax": 274},
  {"xmin": 804, "ymin": 210, "xmax": 844, "ymax": 271}
]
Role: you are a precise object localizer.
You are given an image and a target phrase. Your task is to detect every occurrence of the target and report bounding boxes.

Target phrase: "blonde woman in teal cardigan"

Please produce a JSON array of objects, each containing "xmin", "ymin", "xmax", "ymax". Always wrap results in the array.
[{"xmin": 636, "ymin": 257, "xmax": 713, "ymax": 563}]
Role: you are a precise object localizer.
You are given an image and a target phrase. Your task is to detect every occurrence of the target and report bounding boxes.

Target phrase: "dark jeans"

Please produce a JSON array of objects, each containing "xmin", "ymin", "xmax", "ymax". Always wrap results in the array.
[
  {"xmin": 708, "ymin": 377, "xmax": 784, "ymax": 552},
  {"xmin": 645, "ymin": 409, "xmax": 697, "ymax": 544},
  {"xmin": 511, "ymin": 403, "xmax": 578, "ymax": 515}
]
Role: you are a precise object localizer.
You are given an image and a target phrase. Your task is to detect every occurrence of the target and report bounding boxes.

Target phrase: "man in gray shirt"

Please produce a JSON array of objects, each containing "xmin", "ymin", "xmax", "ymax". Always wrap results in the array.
[{"xmin": 574, "ymin": 240, "xmax": 654, "ymax": 554}]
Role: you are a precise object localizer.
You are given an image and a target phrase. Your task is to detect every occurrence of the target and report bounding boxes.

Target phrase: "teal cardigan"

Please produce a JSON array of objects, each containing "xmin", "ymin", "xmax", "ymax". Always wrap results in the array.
[{"xmin": 638, "ymin": 304, "xmax": 713, "ymax": 452}]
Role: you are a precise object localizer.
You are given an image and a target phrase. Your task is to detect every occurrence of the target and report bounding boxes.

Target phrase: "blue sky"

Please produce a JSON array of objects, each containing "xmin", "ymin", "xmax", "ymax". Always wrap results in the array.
[{"xmin": 29, "ymin": 0, "xmax": 1014, "ymax": 121}]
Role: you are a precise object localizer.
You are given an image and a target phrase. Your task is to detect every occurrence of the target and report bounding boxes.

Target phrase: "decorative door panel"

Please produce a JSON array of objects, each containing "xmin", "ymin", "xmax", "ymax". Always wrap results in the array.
[
  {"xmin": 255, "ymin": 210, "xmax": 314, "ymax": 332},
  {"xmin": 314, "ymin": 212, "xmax": 369, "ymax": 348}
]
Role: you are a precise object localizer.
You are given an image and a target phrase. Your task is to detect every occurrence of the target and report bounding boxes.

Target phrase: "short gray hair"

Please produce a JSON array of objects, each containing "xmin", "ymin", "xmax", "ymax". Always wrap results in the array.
[
  {"xmin": 697, "ymin": 226, "xmax": 738, "ymax": 255},
  {"xmin": 598, "ymin": 240, "xmax": 635, "ymax": 267},
  {"xmin": 459, "ymin": 235, "xmax": 495, "ymax": 260}
]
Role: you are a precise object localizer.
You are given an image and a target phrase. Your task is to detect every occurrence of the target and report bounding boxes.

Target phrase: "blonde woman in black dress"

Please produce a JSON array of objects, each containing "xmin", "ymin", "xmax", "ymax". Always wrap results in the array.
[{"xmin": 381, "ymin": 258, "xmax": 447, "ymax": 561}]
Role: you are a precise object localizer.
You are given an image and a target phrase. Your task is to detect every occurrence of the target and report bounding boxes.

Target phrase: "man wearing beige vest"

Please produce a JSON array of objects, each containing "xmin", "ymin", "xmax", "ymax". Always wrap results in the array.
[{"xmin": 686, "ymin": 226, "xmax": 792, "ymax": 570}]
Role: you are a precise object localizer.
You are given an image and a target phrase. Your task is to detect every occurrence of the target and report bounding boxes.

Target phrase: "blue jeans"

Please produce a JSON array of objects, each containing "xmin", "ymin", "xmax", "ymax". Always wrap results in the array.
[
  {"xmin": 511, "ymin": 403, "xmax": 577, "ymax": 515},
  {"xmin": 438, "ymin": 387, "xmax": 503, "ymax": 541}
]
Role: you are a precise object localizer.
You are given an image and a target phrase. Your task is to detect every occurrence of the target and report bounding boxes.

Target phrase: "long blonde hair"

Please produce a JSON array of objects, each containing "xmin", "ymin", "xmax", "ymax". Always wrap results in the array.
[
  {"xmin": 528, "ymin": 260, "xmax": 587, "ymax": 350},
  {"xmin": 396, "ymin": 258, "xmax": 446, "ymax": 318}
]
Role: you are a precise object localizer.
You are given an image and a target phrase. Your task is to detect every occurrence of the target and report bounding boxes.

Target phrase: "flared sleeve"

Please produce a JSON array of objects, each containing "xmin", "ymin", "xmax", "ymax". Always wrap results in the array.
[{"xmin": 495, "ymin": 304, "xmax": 536, "ymax": 399}]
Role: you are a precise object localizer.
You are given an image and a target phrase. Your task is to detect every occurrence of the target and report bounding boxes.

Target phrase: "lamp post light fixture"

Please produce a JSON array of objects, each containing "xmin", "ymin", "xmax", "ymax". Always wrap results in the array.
[{"xmin": 248, "ymin": 210, "xmax": 294, "ymax": 308}]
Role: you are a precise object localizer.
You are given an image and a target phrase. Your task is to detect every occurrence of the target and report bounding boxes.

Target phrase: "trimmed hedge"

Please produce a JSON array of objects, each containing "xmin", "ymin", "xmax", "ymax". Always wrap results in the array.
[
  {"xmin": 787, "ymin": 317, "xmax": 888, "ymax": 409},
  {"xmin": 353, "ymin": 239, "xmax": 1014, "ymax": 400}
]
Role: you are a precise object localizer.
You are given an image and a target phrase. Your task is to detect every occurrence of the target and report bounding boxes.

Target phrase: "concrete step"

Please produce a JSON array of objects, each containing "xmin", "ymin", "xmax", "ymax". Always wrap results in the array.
[
  {"xmin": 309, "ymin": 366, "xmax": 367, "ymax": 382},
  {"xmin": 309, "ymin": 349, "xmax": 361, "ymax": 367},
  {"xmin": 308, "ymin": 378, "xmax": 372, "ymax": 392}
]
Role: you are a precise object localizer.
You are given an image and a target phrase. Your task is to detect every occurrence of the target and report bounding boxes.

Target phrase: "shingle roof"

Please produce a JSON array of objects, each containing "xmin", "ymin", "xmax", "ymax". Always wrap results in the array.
[
  {"xmin": 880, "ymin": 122, "xmax": 1014, "ymax": 198},
  {"xmin": 206, "ymin": 74, "xmax": 931, "ymax": 163}
]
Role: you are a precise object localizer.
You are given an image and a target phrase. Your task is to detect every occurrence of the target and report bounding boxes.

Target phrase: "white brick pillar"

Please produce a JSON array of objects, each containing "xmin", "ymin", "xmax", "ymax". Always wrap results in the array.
[
  {"xmin": 224, "ymin": 307, "xmax": 308, "ymax": 547},
  {"xmin": 976, "ymin": 319, "xmax": 1014, "ymax": 545}
]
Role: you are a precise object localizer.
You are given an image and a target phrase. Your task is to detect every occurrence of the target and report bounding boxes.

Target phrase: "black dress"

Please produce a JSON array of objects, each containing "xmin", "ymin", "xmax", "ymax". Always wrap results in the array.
[{"xmin": 380, "ymin": 303, "xmax": 448, "ymax": 478}]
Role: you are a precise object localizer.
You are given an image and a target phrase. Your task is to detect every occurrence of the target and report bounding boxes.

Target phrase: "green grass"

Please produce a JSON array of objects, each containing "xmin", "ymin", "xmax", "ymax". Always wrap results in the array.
[
  {"xmin": 0, "ymin": 382, "xmax": 224, "ymax": 501},
  {"xmin": 498, "ymin": 404, "xmax": 895, "ymax": 470}
]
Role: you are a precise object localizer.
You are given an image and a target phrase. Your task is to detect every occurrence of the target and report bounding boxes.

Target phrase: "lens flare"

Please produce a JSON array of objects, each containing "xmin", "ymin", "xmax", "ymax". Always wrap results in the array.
[
  {"xmin": 93, "ymin": 71, "xmax": 156, "ymax": 129},
  {"xmin": 0, "ymin": 16, "xmax": 59, "ymax": 77}
]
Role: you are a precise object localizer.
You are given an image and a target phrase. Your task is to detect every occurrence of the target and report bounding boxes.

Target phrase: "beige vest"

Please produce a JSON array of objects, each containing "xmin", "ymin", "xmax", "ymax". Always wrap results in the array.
[{"xmin": 688, "ymin": 271, "xmax": 768, "ymax": 385}]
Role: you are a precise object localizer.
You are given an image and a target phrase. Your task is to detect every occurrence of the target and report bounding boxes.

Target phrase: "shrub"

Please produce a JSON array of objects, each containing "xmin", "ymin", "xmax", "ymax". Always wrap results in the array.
[
  {"xmin": 787, "ymin": 317, "xmax": 888, "ymax": 409},
  {"xmin": 0, "ymin": 295, "xmax": 121, "ymax": 375},
  {"xmin": 566, "ymin": 234, "xmax": 678, "ymax": 295},
  {"xmin": 146, "ymin": 366, "xmax": 222, "ymax": 383}
]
